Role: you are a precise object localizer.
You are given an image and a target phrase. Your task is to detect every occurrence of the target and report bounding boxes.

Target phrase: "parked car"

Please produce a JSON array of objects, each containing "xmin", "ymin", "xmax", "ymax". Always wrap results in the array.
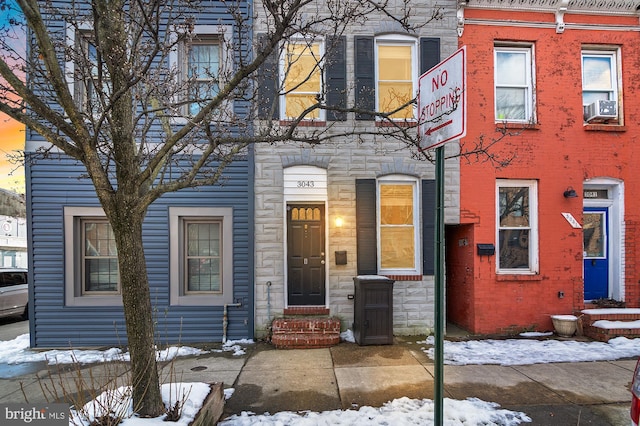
[
  {"xmin": 632, "ymin": 358, "xmax": 640, "ymax": 426},
  {"xmin": 0, "ymin": 268, "xmax": 28, "ymax": 320}
]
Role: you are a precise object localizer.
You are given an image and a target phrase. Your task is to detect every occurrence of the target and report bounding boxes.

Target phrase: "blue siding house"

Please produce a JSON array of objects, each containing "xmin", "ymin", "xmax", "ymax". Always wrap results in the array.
[{"xmin": 25, "ymin": 1, "xmax": 254, "ymax": 348}]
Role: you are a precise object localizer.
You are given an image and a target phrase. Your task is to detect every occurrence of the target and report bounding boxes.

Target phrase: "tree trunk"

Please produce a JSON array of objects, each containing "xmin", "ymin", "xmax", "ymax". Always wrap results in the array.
[{"xmin": 111, "ymin": 212, "xmax": 164, "ymax": 417}]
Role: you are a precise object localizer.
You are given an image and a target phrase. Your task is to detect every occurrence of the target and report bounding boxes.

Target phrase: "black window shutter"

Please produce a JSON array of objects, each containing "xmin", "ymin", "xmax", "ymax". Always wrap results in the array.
[
  {"xmin": 326, "ymin": 36, "xmax": 346, "ymax": 121},
  {"xmin": 422, "ymin": 179, "xmax": 436, "ymax": 275},
  {"xmin": 256, "ymin": 34, "xmax": 279, "ymax": 120},
  {"xmin": 354, "ymin": 36, "xmax": 375, "ymax": 120},
  {"xmin": 356, "ymin": 179, "xmax": 377, "ymax": 275},
  {"xmin": 420, "ymin": 37, "xmax": 441, "ymax": 74}
]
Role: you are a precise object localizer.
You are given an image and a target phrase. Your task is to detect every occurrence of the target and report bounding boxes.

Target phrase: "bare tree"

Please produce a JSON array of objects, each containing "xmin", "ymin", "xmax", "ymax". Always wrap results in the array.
[{"xmin": 0, "ymin": 0, "xmax": 456, "ymax": 417}]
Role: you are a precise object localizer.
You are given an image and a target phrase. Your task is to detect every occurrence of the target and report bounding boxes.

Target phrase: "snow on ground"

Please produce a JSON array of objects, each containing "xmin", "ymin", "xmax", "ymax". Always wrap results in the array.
[
  {"xmin": 419, "ymin": 335, "xmax": 640, "ymax": 366},
  {"xmin": 219, "ymin": 397, "xmax": 531, "ymax": 426},
  {"xmin": 2, "ymin": 332, "xmax": 638, "ymax": 425}
]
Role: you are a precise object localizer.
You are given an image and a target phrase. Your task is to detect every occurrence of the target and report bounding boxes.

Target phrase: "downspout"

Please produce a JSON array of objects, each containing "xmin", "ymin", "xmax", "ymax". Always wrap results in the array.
[
  {"xmin": 223, "ymin": 301, "xmax": 242, "ymax": 343},
  {"xmin": 266, "ymin": 281, "xmax": 272, "ymax": 323}
]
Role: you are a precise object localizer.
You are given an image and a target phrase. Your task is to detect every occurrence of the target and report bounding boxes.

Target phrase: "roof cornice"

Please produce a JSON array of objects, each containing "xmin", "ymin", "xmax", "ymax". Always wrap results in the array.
[{"xmin": 457, "ymin": 0, "xmax": 640, "ymax": 35}]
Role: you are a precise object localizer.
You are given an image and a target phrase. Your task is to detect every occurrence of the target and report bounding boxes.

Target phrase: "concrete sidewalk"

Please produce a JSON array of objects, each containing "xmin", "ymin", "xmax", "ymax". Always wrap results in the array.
[
  {"xmin": 219, "ymin": 337, "xmax": 634, "ymax": 425},
  {"xmin": 0, "ymin": 335, "xmax": 635, "ymax": 425}
]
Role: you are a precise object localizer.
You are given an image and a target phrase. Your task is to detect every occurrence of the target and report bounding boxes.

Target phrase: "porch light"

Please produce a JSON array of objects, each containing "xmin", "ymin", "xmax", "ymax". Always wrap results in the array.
[
  {"xmin": 563, "ymin": 187, "xmax": 578, "ymax": 198},
  {"xmin": 335, "ymin": 216, "xmax": 344, "ymax": 228}
]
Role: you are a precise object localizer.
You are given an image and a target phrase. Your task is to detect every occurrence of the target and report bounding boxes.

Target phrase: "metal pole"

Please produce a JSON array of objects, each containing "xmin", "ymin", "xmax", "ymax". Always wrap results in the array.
[{"xmin": 434, "ymin": 145, "xmax": 445, "ymax": 425}]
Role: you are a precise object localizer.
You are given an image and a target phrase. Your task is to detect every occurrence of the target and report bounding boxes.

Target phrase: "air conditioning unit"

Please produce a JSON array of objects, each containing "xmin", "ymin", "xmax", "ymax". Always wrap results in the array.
[{"xmin": 584, "ymin": 100, "xmax": 617, "ymax": 122}]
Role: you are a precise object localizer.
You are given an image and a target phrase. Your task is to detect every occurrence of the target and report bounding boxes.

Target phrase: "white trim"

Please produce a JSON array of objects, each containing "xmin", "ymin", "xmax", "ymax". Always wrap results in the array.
[
  {"xmin": 279, "ymin": 37, "xmax": 326, "ymax": 121},
  {"xmin": 583, "ymin": 178, "xmax": 624, "ymax": 301},
  {"xmin": 282, "ymin": 166, "xmax": 329, "ymax": 308},
  {"xmin": 376, "ymin": 175, "xmax": 421, "ymax": 275},
  {"xmin": 461, "ymin": 18, "xmax": 640, "ymax": 32},
  {"xmin": 374, "ymin": 34, "xmax": 418, "ymax": 121},
  {"xmin": 168, "ymin": 24, "xmax": 233, "ymax": 123},
  {"xmin": 494, "ymin": 44, "xmax": 535, "ymax": 123},
  {"xmin": 64, "ymin": 206, "xmax": 122, "ymax": 307},
  {"xmin": 495, "ymin": 179, "xmax": 539, "ymax": 274},
  {"xmin": 169, "ymin": 206, "xmax": 234, "ymax": 306}
]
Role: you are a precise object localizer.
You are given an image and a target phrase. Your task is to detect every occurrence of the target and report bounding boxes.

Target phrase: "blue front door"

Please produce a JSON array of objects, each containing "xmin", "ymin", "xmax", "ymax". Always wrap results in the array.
[{"xmin": 583, "ymin": 207, "xmax": 608, "ymax": 300}]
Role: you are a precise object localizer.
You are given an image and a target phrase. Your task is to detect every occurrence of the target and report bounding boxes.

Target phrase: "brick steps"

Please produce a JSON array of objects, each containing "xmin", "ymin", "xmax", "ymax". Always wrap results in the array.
[
  {"xmin": 580, "ymin": 308, "xmax": 640, "ymax": 342},
  {"xmin": 271, "ymin": 316, "xmax": 341, "ymax": 349}
]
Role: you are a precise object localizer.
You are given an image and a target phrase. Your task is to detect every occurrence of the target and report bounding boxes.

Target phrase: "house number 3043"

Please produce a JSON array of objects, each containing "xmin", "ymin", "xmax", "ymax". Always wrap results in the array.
[{"xmin": 297, "ymin": 181, "xmax": 315, "ymax": 188}]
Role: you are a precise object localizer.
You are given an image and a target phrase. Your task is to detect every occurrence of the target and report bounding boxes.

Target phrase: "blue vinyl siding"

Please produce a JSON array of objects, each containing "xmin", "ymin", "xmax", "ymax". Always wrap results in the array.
[
  {"xmin": 27, "ymin": 1, "xmax": 253, "ymax": 348},
  {"xmin": 27, "ymin": 153, "xmax": 253, "ymax": 348}
]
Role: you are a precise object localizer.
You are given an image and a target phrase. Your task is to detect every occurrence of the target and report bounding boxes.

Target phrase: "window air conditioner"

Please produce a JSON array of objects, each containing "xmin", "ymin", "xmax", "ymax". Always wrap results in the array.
[{"xmin": 585, "ymin": 100, "xmax": 617, "ymax": 122}]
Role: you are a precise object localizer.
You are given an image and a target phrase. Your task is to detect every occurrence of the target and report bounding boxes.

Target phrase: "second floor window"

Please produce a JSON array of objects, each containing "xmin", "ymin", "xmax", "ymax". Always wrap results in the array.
[
  {"xmin": 582, "ymin": 50, "xmax": 617, "ymax": 106},
  {"xmin": 74, "ymin": 30, "xmax": 111, "ymax": 114},
  {"xmin": 185, "ymin": 35, "xmax": 221, "ymax": 116},
  {"xmin": 281, "ymin": 39, "xmax": 323, "ymax": 120},
  {"xmin": 376, "ymin": 36, "xmax": 417, "ymax": 120},
  {"xmin": 494, "ymin": 45, "xmax": 534, "ymax": 122},
  {"xmin": 582, "ymin": 48, "xmax": 620, "ymax": 123}
]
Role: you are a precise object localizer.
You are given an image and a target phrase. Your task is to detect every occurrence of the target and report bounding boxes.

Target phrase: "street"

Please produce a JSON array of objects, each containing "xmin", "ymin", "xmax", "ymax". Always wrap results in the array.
[{"xmin": 0, "ymin": 315, "xmax": 28, "ymax": 342}]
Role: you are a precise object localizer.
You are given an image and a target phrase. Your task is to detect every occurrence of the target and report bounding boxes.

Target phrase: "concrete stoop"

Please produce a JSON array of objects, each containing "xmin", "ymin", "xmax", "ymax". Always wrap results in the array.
[
  {"xmin": 580, "ymin": 307, "xmax": 640, "ymax": 342},
  {"xmin": 271, "ymin": 314, "xmax": 341, "ymax": 349}
]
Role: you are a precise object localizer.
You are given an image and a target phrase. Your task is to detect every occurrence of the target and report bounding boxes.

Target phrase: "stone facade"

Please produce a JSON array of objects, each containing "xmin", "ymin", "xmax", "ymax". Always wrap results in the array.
[{"xmin": 253, "ymin": 0, "xmax": 460, "ymax": 338}]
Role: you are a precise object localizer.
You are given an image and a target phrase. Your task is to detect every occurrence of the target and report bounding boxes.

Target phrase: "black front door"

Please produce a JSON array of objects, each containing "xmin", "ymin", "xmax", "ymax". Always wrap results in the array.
[{"xmin": 287, "ymin": 204, "xmax": 325, "ymax": 306}]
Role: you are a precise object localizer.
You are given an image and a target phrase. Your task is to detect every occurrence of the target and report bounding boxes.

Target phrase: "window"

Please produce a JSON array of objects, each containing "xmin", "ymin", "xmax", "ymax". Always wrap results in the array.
[
  {"xmin": 65, "ymin": 23, "xmax": 111, "ymax": 114},
  {"xmin": 65, "ymin": 207, "xmax": 122, "ymax": 306},
  {"xmin": 170, "ymin": 207, "xmax": 233, "ymax": 305},
  {"xmin": 168, "ymin": 25, "xmax": 231, "ymax": 119},
  {"xmin": 377, "ymin": 176, "xmax": 420, "ymax": 274},
  {"xmin": 494, "ymin": 45, "xmax": 534, "ymax": 122},
  {"xmin": 376, "ymin": 35, "xmax": 417, "ymax": 120},
  {"xmin": 82, "ymin": 219, "xmax": 119, "ymax": 294},
  {"xmin": 184, "ymin": 220, "xmax": 221, "ymax": 293},
  {"xmin": 79, "ymin": 34, "xmax": 108, "ymax": 113},
  {"xmin": 582, "ymin": 49, "xmax": 620, "ymax": 121},
  {"xmin": 280, "ymin": 39, "xmax": 324, "ymax": 120},
  {"xmin": 496, "ymin": 180, "xmax": 538, "ymax": 274},
  {"xmin": 184, "ymin": 34, "xmax": 221, "ymax": 116}
]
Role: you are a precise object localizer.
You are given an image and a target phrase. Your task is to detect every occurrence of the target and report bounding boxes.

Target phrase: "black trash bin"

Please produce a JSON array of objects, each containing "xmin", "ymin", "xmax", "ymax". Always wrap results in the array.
[{"xmin": 352, "ymin": 275, "xmax": 395, "ymax": 345}]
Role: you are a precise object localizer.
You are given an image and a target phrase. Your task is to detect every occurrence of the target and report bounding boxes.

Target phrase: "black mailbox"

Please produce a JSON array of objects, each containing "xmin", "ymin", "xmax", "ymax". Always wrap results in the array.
[
  {"xmin": 352, "ymin": 276, "xmax": 394, "ymax": 345},
  {"xmin": 477, "ymin": 243, "xmax": 495, "ymax": 256},
  {"xmin": 335, "ymin": 250, "xmax": 347, "ymax": 265}
]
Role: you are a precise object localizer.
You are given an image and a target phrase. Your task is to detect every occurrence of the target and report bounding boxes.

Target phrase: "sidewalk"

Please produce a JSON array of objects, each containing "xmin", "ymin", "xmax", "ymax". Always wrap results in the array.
[
  {"xmin": 0, "ymin": 335, "xmax": 634, "ymax": 425},
  {"xmin": 219, "ymin": 337, "xmax": 634, "ymax": 425}
]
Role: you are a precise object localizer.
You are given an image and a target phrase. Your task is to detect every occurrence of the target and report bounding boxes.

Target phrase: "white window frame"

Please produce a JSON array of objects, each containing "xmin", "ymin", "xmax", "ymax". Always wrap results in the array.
[
  {"xmin": 64, "ymin": 206, "xmax": 122, "ymax": 307},
  {"xmin": 581, "ymin": 47, "xmax": 621, "ymax": 119},
  {"xmin": 65, "ymin": 22, "xmax": 111, "ymax": 115},
  {"xmin": 168, "ymin": 25, "xmax": 233, "ymax": 122},
  {"xmin": 495, "ymin": 180, "xmax": 539, "ymax": 275},
  {"xmin": 494, "ymin": 44, "xmax": 535, "ymax": 123},
  {"xmin": 375, "ymin": 34, "xmax": 418, "ymax": 121},
  {"xmin": 279, "ymin": 36, "xmax": 325, "ymax": 121},
  {"xmin": 169, "ymin": 207, "xmax": 234, "ymax": 306},
  {"xmin": 376, "ymin": 175, "xmax": 421, "ymax": 275}
]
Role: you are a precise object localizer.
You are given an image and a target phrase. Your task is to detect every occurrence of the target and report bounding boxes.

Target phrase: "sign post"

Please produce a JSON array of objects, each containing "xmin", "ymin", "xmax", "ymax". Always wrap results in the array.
[{"xmin": 417, "ymin": 46, "xmax": 466, "ymax": 425}]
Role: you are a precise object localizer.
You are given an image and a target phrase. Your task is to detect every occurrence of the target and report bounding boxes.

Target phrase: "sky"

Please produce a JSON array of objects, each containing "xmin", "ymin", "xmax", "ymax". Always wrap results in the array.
[
  {"xmin": 2, "ymin": 330, "xmax": 640, "ymax": 425},
  {"xmin": 0, "ymin": 112, "xmax": 25, "ymax": 194},
  {"xmin": 0, "ymin": 1, "xmax": 26, "ymax": 195}
]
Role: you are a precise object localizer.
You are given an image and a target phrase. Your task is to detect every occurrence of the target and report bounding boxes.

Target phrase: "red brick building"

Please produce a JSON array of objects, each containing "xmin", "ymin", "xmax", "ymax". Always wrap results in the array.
[{"xmin": 448, "ymin": 0, "xmax": 640, "ymax": 334}]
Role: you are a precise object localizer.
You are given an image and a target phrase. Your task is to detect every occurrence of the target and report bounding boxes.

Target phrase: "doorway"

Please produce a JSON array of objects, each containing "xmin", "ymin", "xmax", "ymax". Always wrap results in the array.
[
  {"xmin": 287, "ymin": 204, "xmax": 326, "ymax": 306},
  {"xmin": 583, "ymin": 207, "xmax": 609, "ymax": 300}
]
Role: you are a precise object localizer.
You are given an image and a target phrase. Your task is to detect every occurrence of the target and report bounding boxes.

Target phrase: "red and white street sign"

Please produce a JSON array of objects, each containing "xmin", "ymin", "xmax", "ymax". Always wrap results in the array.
[{"xmin": 418, "ymin": 46, "xmax": 466, "ymax": 150}]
